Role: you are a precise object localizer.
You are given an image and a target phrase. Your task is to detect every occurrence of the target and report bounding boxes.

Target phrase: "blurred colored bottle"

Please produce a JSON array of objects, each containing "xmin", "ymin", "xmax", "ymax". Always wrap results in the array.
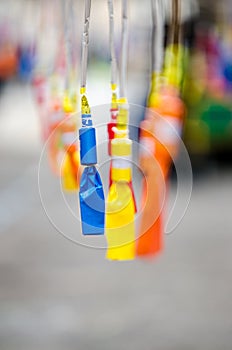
[
  {"xmin": 137, "ymin": 118, "xmax": 164, "ymax": 257},
  {"xmin": 61, "ymin": 95, "xmax": 80, "ymax": 191},
  {"xmin": 18, "ymin": 44, "xmax": 36, "ymax": 81},
  {"xmin": 47, "ymin": 97, "xmax": 63, "ymax": 175},
  {"xmin": 137, "ymin": 45, "xmax": 186, "ymax": 258}
]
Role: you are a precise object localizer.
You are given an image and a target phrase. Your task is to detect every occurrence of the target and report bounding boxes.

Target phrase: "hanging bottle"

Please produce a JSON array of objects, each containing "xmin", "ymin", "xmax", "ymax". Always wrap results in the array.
[{"xmin": 106, "ymin": 138, "xmax": 136, "ymax": 260}]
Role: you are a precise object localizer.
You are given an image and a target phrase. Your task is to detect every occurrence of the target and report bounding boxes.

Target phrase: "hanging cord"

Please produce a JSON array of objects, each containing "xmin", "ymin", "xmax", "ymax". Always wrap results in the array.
[
  {"xmin": 108, "ymin": 0, "xmax": 118, "ymax": 106},
  {"xmin": 151, "ymin": 0, "xmax": 165, "ymax": 74},
  {"xmin": 172, "ymin": 0, "xmax": 183, "ymax": 89},
  {"xmin": 164, "ymin": 0, "xmax": 183, "ymax": 89},
  {"xmin": 80, "ymin": 0, "xmax": 91, "ymax": 114},
  {"xmin": 67, "ymin": 0, "xmax": 79, "ymax": 109},
  {"xmin": 171, "ymin": 0, "xmax": 181, "ymax": 45},
  {"xmin": 71, "ymin": 0, "xmax": 79, "ymax": 97},
  {"xmin": 149, "ymin": 0, "xmax": 165, "ymax": 100},
  {"xmin": 108, "ymin": 0, "xmax": 117, "ymax": 89},
  {"xmin": 116, "ymin": 0, "xmax": 129, "ymax": 132},
  {"xmin": 119, "ymin": 0, "xmax": 128, "ymax": 98},
  {"xmin": 80, "ymin": 0, "xmax": 91, "ymax": 95}
]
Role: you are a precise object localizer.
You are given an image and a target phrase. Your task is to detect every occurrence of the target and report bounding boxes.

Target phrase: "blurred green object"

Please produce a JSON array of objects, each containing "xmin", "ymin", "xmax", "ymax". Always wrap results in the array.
[
  {"xmin": 184, "ymin": 92, "xmax": 232, "ymax": 156},
  {"xmin": 183, "ymin": 81, "xmax": 232, "ymax": 156},
  {"xmin": 184, "ymin": 118, "xmax": 211, "ymax": 155},
  {"xmin": 201, "ymin": 102, "xmax": 232, "ymax": 137}
]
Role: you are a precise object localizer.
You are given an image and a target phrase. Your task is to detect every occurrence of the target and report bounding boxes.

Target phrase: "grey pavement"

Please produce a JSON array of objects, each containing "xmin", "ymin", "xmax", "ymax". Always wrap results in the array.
[{"xmin": 0, "ymin": 81, "xmax": 232, "ymax": 350}]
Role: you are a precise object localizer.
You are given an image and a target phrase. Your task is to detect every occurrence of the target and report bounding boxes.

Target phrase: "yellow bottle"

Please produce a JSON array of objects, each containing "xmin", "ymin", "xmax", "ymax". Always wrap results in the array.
[{"xmin": 106, "ymin": 138, "xmax": 136, "ymax": 261}]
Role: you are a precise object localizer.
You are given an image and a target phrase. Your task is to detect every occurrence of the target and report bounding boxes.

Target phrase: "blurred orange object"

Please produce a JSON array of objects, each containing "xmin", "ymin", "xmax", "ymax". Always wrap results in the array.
[
  {"xmin": 0, "ymin": 44, "xmax": 18, "ymax": 79},
  {"xmin": 137, "ymin": 86, "xmax": 185, "ymax": 258},
  {"xmin": 137, "ymin": 119, "xmax": 164, "ymax": 257},
  {"xmin": 150, "ymin": 85, "xmax": 186, "ymax": 174}
]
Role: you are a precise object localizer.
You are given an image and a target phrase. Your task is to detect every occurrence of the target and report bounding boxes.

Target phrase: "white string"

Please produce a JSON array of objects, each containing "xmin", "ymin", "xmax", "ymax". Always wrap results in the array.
[
  {"xmin": 151, "ymin": 0, "xmax": 165, "ymax": 73},
  {"xmin": 81, "ymin": 0, "xmax": 91, "ymax": 90},
  {"xmin": 62, "ymin": 0, "xmax": 73, "ymax": 91},
  {"xmin": 119, "ymin": 0, "xmax": 128, "ymax": 98},
  {"xmin": 108, "ymin": 0, "xmax": 117, "ymax": 87}
]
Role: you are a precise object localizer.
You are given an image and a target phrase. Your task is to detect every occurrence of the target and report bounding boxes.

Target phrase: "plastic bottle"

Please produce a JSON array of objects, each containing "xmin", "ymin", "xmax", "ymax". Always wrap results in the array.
[{"xmin": 106, "ymin": 138, "xmax": 136, "ymax": 260}]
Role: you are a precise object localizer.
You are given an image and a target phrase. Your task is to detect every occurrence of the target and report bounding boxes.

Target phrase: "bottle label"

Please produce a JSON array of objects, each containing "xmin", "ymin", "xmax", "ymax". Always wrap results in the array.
[{"xmin": 81, "ymin": 114, "xmax": 93, "ymax": 128}]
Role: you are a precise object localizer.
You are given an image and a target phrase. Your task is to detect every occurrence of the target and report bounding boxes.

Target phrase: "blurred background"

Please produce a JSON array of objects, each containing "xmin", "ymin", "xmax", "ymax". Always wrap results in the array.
[{"xmin": 0, "ymin": 0, "xmax": 232, "ymax": 349}]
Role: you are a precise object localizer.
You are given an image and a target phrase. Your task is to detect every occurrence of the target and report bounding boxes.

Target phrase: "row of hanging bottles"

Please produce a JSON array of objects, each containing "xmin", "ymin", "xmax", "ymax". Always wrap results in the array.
[{"xmin": 33, "ymin": 0, "xmax": 186, "ymax": 261}]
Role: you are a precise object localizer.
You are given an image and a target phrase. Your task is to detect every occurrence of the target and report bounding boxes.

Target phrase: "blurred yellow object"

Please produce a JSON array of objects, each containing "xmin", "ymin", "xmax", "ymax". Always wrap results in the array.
[
  {"xmin": 71, "ymin": 92, "xmax": 78, "ymax": 111},
  {"xmin": 163, "ymin": 44, "xmax": 185, "ymax": 90},
  {"xmin": 62, "ymin": 150, "xmax": 80, "ymax": 191},
  {"xmin": 148, "ymin": 72, "xmax": 165, "ymax": 107},
  {"xmin": 106, "ymin": 138, "xmax": 136, "ymax": 261},
  {"xmin": 63, "ymin": 92, "xmax": 76, "ymax": 114},
  {"xmin": 111, "ymin": 83, "xmax": 117, "ymax": 92}
]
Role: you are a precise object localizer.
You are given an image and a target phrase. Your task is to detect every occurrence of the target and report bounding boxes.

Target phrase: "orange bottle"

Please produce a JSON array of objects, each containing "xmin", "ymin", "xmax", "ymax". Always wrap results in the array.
[
  {"xmin": 137, "ymin": 118, "xmax": 164, "ymax": 257},
  {"xmin": 137, "ymin": 84, "xmax": 185, "ymax": 258},
  {"xmin": 150, "ymin": 85, "xmax": 185, "ymax": 177}
]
